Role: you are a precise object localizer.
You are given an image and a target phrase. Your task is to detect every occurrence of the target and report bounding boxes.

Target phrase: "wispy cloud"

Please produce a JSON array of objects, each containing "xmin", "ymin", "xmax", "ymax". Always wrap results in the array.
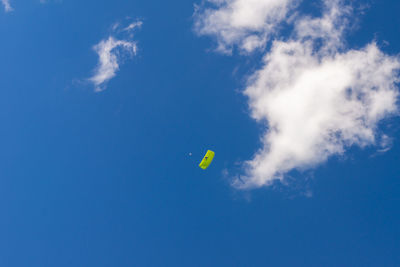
[
  {"xmin": 123, "ymin": 21, "xmax": 143, "ymax": 32},
  {"xmin": 195, "ymin": 0, "xmax": 400, "ymax": 189},
  {"xmin": 89, "ymin": 37, "xmax": 138, "ymax": 92},
  {"xmin": 39, "ymin": 0, "xmax": 63, "ymax": 3},
  {"xmin": 194, "ymin": 0, "xmax": 298, "ymax": 53},
  {"xmin": 2, "ymin": 0, "xmax": 13, "ymax": 12},
  {"xmin": 89, "ymin": 20, "xmax": 142, "ymax": 92}
]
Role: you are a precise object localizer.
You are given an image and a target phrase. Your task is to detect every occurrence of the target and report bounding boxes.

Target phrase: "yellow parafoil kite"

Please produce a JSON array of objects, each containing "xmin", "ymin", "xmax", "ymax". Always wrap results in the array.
[{"xmin": 199, "ymin": 150, "xmax": 215, "ymax": 170}]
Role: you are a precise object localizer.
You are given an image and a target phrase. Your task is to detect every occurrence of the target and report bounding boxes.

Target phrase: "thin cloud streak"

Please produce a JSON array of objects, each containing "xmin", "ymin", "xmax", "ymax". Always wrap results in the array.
[
  {"xmin": 89, "ymin": 20, "xmax": 141, "ymax": 92},
  {"xmin": 123, "ymin": 21, "xmax": 143, "ymax": 32},
  {"xmin": 90, "ymin": 37, "xmax": 137, "ymax": 92}
]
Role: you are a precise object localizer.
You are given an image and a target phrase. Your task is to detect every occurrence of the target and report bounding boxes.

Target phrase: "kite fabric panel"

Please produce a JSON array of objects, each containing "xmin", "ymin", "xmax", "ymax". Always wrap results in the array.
[{"xmin": 199, "ymin": 150, "xmax": 215, "ymax": 169}]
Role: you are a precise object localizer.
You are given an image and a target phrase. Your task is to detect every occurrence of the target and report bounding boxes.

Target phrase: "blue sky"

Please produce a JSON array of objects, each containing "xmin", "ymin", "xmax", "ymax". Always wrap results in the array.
[{"xmin": 0, "ymin": 0, "xmax": 400, "ymax": 266}]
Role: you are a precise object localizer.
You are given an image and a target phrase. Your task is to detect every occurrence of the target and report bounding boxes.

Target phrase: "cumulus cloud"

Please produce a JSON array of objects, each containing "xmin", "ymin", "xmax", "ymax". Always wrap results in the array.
[
  {"xmin": 2, "ymin": 0, "xmax": 13, "ymax": 12},
  {"xmin": 194, "ymin": 0, "xmax": 400, "ymax": 188},
  {"xmin": 194, "ymin": 0, "xmax": 298, "ymax": 53},
  {"xmin": 240, "ymin": 40, "xmax": 399, "ymax": 188},
  {"xmin": 89, "ymin": 20, "xmax": 141, "ymax": 92},
  {"xmin": 235, "ymin": 0, "xmax": 400, "ymax": 188}
]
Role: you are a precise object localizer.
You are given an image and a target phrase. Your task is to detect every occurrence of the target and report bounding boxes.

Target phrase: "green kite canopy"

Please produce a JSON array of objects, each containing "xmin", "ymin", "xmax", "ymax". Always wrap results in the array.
[{"xmin": 199, "ymin": 150, "xmax": 215, "ymax": 170}]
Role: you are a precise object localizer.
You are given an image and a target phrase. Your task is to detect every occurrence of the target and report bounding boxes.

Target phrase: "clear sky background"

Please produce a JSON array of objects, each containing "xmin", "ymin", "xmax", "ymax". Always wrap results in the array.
[{"xmin": 0, "ymin": 0, "xmax": 399, "ymax": 266}]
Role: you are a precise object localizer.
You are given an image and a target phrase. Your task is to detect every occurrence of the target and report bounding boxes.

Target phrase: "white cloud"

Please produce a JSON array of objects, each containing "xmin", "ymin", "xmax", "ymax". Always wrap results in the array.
[
  {"xmin": 89, "ymin": 21, "xmax": 141, "ymax": 92},
  {"xmin": 234, "ymin": 0, "xmax": 400, "ymax": 188},
  {"xmin": 377, "ymin": 134, "xmax": 393, "ymax": 153},
  {"xmin": 89, "ymin": 37, "xmax": 137, "ymax": 92},
  {"xmin": 194, "ymin": 0, "xmax": 298, "ymax": 53},
  {"xmin": 123, "ymin": 21, "xmax": 143, "ymax": 32},
  {"xmin": 2, "ymin": 0, "xmax": 13, "ymax": 12},
  {"xmin": 194, "ymin": 0, "xmax": 400, "ymax": 188},
  {"xmin": 239, "ymin": 40, "xmax": 399, "ymax": 188},
  {"xmin": 294, "ymin": 0, "xmax": 352, "ymax": 52},
  {"xmin": 40, "ymin": 0, "xmax": 63, "ymax": 3}
]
